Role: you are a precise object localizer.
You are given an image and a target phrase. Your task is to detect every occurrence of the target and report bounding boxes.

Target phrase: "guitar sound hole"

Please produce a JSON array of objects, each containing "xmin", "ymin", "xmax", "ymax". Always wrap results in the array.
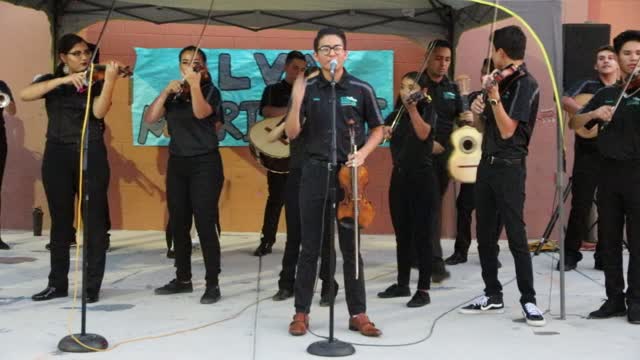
[{"xmin": 462, "ymin": 138, "xmax": 475, "ymax": 153}]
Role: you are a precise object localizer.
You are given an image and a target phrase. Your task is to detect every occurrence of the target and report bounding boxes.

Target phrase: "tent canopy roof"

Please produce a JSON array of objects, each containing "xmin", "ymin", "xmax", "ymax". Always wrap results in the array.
[{"xmin": 7, "ymin": 0, "xmax": 510, "ymax": 45}]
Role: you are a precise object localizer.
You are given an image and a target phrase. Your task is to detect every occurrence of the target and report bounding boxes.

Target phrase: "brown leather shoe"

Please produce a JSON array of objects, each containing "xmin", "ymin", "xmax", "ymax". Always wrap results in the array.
[
  {"xmin": 348, "ymin": 313, "xmax": 381, "ymax": 337},
  {"xmin": 288, "ymin": 312, "xmax": 309, "ymax": 336}
]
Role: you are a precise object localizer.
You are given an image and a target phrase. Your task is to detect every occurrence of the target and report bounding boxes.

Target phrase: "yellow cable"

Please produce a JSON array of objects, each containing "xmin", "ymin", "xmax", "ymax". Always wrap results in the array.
[{"xmin": 468, "ymin": 0, "xmax": 565, "ymax": 142}]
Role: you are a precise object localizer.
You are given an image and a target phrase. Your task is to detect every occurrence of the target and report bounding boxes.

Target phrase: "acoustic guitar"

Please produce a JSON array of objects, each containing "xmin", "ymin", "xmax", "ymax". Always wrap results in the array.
[
  {"xmin": 247, "ymin": 115, "xmax": 290, "ymax": 173},
  {"xmin": 448, "ymin": 125, "xmax": 483, "ymax": 183},
  {"xmin": 569, "ymin": 93, "xmax": 597, "ymax": 139},
  {"xmin": 448, "ymin": 74, "xmax": 482, "ymax": 183}
]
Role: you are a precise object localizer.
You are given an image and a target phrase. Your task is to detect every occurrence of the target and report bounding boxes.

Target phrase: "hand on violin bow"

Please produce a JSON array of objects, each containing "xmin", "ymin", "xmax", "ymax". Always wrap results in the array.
[
  {"xmin": 163, "ymin": 80, "xmax": 183, "ymax": 96},
  {"xmin": 382, "ymin": 126, "xmax": 393, "ymax": 140},
  {"xmin": 346, "ymin": 151, "xmax": 367, "ymax": 168},
  {"xmin": 63, "ymin": 72, "xmax": 87, "ymax": 91},
  {"xmin": 470, "ymin": 95, "xmax": 486, "ymax": 115}
]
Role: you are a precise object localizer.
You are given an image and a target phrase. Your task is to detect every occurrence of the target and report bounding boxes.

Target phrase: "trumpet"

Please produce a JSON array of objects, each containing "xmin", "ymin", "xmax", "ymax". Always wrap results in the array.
[{"xmin": 0, "ymin": 91, "xmax": 10, "ymax": 109}]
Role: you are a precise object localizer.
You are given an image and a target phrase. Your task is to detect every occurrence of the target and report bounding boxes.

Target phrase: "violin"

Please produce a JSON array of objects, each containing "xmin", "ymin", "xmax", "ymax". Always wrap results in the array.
[
  {"xmin": 85, "ymin": 64, "xmax": 133, "ymax": 82},
  {"xmin": 337, "ymin": 120, "xmax": 375, "ymax": 229},
  {"xmin": 174, "ymin": 63, "xmax": 211, "ymax": 102},
  {"xmin": 482, "ymin": 64, "xmax": 525, "ymax": 92}
]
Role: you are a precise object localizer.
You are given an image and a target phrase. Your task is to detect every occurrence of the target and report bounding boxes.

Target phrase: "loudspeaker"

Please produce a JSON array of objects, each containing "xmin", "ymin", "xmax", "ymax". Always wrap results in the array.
[{"xmin": 563, "ymin": 23, "xmax": 611, "ymax": 90}]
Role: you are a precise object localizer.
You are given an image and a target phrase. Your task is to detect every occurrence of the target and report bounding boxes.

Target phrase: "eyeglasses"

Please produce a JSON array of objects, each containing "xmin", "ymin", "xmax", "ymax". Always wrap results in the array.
[
  {"xmin": 67, "ymin": 50, "xmax": 92, "ymax": 57},
  {"xmin": 317, "ymin": 45, "xmax": 345, "ymax": 56}
]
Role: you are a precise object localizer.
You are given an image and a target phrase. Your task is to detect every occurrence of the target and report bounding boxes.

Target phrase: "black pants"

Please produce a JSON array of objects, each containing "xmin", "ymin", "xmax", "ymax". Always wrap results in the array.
[
  {"xmin": 0, "ymin": 129, "xmax": 6, "ymax": 227},
  {"xmin": 389, "ymin": 166, "xmax": 435, "ymax": 290},
  {"xmin": 295, "ymin": 160, "xmax": 366, "ymax": 316},
  {"xmin": 475, "ymin": 158, "xmax": 536, "ymax": 304},
  {"xmin": 278, "ymin": 168, "xmax": 332, "ymax": 291},
  {"xmin": 430, "ymin": 152, "xmax": 450, "ymax": 261},
  {"xmin": 597, "ymin": 160, "xmax": 640, "ymax": 304},
  {"xmin": 42, "ymin": 141, "xmax": 110, "ymax": 293},
  {"xmin": 260, "ymin": 171, "xmax": 287, "ymax": 244},
  {"xmin": 454, "ymin": 183, "xmax": 503, "ymax": 256},
  {"xmin": 565, "ymin": 139, "xmax": 602, "ymax": 261},
  {"xmin": 167, "ymin": 151, "xmax": 224, "ymax": 288}
]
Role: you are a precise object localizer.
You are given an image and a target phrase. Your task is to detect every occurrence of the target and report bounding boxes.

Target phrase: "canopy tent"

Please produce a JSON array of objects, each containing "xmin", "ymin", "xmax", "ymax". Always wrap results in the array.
[{"xmin": 3, "ymin": 0, "xmax": 563, "ymax": 87}]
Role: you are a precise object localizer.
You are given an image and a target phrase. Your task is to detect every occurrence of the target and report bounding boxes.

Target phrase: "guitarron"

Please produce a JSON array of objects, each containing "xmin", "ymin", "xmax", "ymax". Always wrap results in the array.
[{"xmin": 248, "ymin": 115, "xmax": 290, "ymax": 173}]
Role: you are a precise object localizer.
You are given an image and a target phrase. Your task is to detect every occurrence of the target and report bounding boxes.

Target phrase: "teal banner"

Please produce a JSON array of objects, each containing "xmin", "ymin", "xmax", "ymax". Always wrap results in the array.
[{"xmin": 132, "ymin": 48, "xmax": 394, "ymax": 146}]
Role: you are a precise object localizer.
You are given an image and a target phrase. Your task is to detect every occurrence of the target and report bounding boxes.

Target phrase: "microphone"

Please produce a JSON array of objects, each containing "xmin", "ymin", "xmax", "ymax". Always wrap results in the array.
[{"xmin": 329, "ymin": 59, "xmax": 338, "ymax": 76}]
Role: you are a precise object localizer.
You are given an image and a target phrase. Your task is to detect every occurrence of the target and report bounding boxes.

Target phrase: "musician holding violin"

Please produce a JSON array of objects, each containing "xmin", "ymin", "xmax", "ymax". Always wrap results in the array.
[
  {"xmin": 144, "ymin": 46, "xmax": 225, "ymax": 305},
  {"xmin": 459, "ymin": 25, "xmax": 546, "ymax": 327},
  {"xmin": 285, "ymin": 27, "xmax": 383, "ymax": 337},
  {"xmin": 376, "ymin": 71, "xmax": 435, "ymax": 307},
  {"xmin": 19, "ymin": 33, "xmax": 125, "ymax": 302},
  {"xmin": 571, "ymin": 30, "xmax": 640, "ymax": 324},
  {"xmin": 559, "ymin": 45, "xmax": 618, "ymax": 272}
]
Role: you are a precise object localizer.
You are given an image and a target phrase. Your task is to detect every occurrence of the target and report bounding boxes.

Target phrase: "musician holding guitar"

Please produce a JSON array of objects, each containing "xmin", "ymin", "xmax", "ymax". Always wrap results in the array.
[
  {"xmin": 559, "ymin": 45, "xmax": 618, "ymax": 271},
  {"xmin": 253, "ymin": 51, "xmax": 307, "ymax": 257},
  {"xmin": 459, "ymin": 26, "xmax": 546, "ymax": 327}
]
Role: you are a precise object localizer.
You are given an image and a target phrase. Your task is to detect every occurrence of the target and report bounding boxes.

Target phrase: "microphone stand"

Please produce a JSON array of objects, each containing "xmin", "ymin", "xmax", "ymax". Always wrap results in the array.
[
  {"xmin": 307, "ymin": 61, "xmax": 355, "ymax": 357},
  {"xmin": 58, "ymin": 95, "xmax": 108, "ymax": 352}
]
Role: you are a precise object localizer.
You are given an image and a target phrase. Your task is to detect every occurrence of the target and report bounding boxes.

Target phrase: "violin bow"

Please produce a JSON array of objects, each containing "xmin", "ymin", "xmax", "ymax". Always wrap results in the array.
[{"xmin": 607, "ymin": 57, "xmax": 640, "ymax": 126}]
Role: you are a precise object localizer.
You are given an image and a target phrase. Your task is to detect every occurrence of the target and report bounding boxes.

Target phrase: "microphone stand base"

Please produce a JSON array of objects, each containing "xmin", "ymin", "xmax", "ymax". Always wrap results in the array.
[
  {"xmin": 58, "ymin": 333, "xmax": 108, "ymax": 353},
  {"xmin": 307, "ymin": 339, "xmax": 355, "ymax": 357}
]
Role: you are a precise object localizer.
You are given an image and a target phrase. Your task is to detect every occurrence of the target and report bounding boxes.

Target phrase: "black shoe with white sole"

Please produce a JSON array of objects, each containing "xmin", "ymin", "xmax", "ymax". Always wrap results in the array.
[
  {"xmin": 522, "ymin": 302, "xmax": 546, "ymax": 326},
  {"xmin": 459, "ymin": 295, "xmax": 504, "ymax": 314}
]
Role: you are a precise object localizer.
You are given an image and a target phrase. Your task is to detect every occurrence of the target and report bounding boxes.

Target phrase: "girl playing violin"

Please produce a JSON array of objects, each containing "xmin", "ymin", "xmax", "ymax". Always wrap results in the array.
[
  {"xmin": 378, "ymin": 72, "xmax": 435, "ymax": 307},
  {"xmin": 20, "ymin": 33, "xmax": 124, "ymax": 303},
  {"xmin": 144, "ymin": 46, "xmax": 225, "ymax": 305}
]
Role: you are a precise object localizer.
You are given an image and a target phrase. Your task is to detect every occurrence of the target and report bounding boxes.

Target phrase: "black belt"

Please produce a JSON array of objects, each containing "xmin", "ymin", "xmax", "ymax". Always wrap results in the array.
[{"xmin": 482, "ymin": 155, "xmax": 523, "ymax": 166}]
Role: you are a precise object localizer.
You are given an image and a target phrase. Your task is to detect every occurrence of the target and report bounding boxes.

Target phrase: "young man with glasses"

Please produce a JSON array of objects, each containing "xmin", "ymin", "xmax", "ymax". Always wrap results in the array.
[{"xmin": 284, "ymin": 27, "xmax": 384, "ymax": 337}]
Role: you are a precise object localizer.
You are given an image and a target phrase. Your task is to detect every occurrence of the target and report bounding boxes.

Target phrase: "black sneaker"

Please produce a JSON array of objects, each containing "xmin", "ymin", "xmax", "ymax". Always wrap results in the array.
[
  {"xmin": 522, "ymin": 302, "xmax": 546, "ymax": 326},
  {"xmin": 628, "ymin": 303, "xmax": 640, "ymax": 324},
  {"xmin": 272, "ymin": 288, "xmax": 294, "ymax": 301},
  {"xmin": 200, "ymin": 286, "xmax": 221, "ymax": 304},
  {"xmin": 444, "ymin": 252, "xmax": 467, "ymax": 265},
  {"xmin": 319, "ymin": 280, "xmax": 339, "ymax": 307},
  {"xmin": 86, "ymin": 291, "xmax": 100, "ymax": 304},
  {"xmin": 166, "ymin": 249, "xmax": 175, "ymax": 259},
  {"xmin": 253, "ymin": 241, "xmax": 274, "ymax": 257},
  {"xmin": 459, "ymin": 295, "xmax": 505, "ymax": 314},
  {"xmin": 154, "ymin": 279, "xmax": 193, "ymax": 295},
  {"xmin": 589, "ymin": 298, "xmax": 627, "ymax": 319},
  {"xmin": 407, "ymin": 290, "xmax": 431, "ymax": 308},
  {"xmin": 594, "ymin": 257, "xmax": 604, "ymax": 271},
  {"xmin": 0, "ymin": 238, "xmax": 9, "ymax": 250},
  {"xmin": 377, "ymin": 284, "xmax": 411, "ymax": 298}
]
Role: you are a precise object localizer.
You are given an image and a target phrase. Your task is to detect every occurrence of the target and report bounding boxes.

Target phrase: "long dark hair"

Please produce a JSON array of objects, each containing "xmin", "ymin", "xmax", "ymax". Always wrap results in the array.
[{"xmin": 54, "ymin": 33, "xmax": 88, "ymax": 76}]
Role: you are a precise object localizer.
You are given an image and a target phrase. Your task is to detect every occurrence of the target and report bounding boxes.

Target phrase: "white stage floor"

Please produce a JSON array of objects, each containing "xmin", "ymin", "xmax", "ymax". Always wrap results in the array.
[{"xmin": 0, "ymin": 230, "xmax": 637, "ymax": 360}]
